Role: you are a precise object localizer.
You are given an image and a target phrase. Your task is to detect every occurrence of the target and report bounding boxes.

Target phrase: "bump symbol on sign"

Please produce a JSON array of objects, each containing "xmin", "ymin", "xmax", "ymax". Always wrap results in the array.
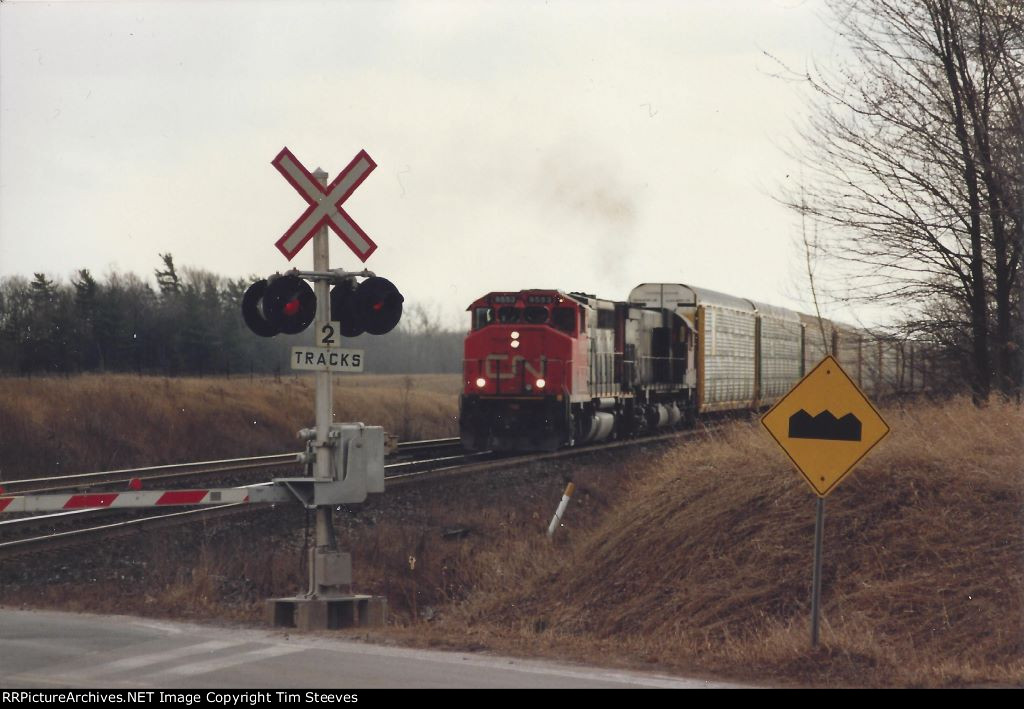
[
  {"xmin": 272, "ymin": 147, "xmax": 379, "ymax": 262},
  {"xmin": 788, "ymin": 410, "xmax": 862, "ymax": 441}
]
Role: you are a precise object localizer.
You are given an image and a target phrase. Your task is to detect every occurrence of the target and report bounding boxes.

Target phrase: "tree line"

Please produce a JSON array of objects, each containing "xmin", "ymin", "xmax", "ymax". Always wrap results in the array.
[
  {"xmin": 0, "ymin": 255, "xmax": 464, "ymax": 377},
  {"xmin": 779, "ymin": 0, "xmax": 1022, "ymax": 401}
]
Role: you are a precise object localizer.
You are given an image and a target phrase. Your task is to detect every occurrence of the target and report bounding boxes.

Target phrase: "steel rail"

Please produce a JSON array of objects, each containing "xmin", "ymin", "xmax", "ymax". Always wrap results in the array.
[
  {"xmin": 0, "ymin": 449, "xmax": 476, "ymax": 539},
  {"xmin": 0, "ymin": 437, "xmax": 463, "ymax": 496},
  {"xmin": 0, "ymin": 426, "xmax": 721, "ymax": 559},
  {"xmin": 385, "ymin": 425, "xmax": 721, "ymax": 486},
  {"xmin": 1, "ymin": 453, "xmax": 303, "ymax": 496},
  {"xmin": 394, "ymin": 437, "xmax": 460, "ymax": 452},
  {"xmin": 0, "ymin": 504, "xmax": 252, "ymax": 556},
  {"xmin": 0, "ymin": 445, "xmax": 475, "ymax": 544}
]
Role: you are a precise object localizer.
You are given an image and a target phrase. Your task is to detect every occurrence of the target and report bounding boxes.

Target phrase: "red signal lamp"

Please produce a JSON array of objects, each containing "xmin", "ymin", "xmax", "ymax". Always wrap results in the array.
[
  {"xmin": 262, "ymin": 275, "xmax": 316, "ymax": 335},
  {"xmin": 356, "ymin": 277, "xmax": 404, "ymax": 335},
  {"xmin": 241, "ymin": 275, "xmax": 316, "ymax": 337},
  {"xmin": 330, "ymin": 276, "xmax": 404, "ymax": 337}
]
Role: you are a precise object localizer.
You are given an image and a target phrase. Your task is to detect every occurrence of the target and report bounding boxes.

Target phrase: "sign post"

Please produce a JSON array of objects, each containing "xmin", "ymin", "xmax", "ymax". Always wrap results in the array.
[
  {"xmin": 810, "ymin": 497, "xmax": 825, "ymax": 646},
  {"xmin": 761, "ymin": 355, "xmax": 890, "ymax": 646},
  {"xmin": 310, "ymin": 167, "xmax": 338, "ymax": 597}
]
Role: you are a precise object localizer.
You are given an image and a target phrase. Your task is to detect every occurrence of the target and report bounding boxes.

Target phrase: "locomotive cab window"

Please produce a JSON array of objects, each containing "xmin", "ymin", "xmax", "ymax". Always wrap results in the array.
[
  {"xmin": 524, "ymin": 306, "xmax": 548, "ymax": 324},
  {"xmin": 498, "ymin": 307, "xmax": 521, "ymax": 323},
  {"xmin": 473, "ymin": 307, "xmax": 495, "ymax": 330},
  {"xmin": 551, "ymin": 307, "xmax": 575, "ymax": 333}
]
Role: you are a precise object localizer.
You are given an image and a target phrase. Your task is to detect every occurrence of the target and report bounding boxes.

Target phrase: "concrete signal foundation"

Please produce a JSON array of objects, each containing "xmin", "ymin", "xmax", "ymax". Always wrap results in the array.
[{"xmin": 266, "ymin": 596, "xmax": 388, "ymax": 630}]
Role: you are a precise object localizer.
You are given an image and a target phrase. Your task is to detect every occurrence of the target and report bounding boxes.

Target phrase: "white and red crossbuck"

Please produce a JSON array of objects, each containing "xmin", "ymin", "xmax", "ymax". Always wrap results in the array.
[{"xmin": 272, "ymin": 147, "xmax": 378, "ymax": 262}]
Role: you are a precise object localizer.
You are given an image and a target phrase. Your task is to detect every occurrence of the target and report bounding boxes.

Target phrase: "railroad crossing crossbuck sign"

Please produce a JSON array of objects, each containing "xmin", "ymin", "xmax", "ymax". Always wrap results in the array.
[
  {"xmin": 273, "ymin": 147, "xmax": 378, "ymax": 261},
  {"xmin": 761, "ymin": 355, "xmax": 890, "ymax": 497}
]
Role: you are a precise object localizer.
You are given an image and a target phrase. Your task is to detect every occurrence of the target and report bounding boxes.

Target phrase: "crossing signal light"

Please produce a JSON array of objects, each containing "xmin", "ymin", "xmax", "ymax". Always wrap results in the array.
[
  {"xmin": 241, "ymin": 276, "xmax": 316, "ymax": 337},
  {"xmin": 358, "ymin": 277, "xmax": 404, "ymax": 335},
  {"xmin": 330, "ymin": 280, "xmax": 364, "ymax": 337},
  {"xmin": 243, "ymin": 275, "xmax": 402, "ymax": 338},
  {"xmin": 264, "ymin": 275, "xmax": 316, "ymax": 334},
  {"xmin": 330, "ymin": 277, "xmax": 404, "ymax": 336},
  {"xmin": 241, "ymin": 279, "xmax": 278, "ymax": 337}
]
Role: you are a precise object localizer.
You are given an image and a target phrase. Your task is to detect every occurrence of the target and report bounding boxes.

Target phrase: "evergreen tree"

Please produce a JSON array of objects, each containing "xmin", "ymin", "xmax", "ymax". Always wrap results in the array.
[
  {"xmin": 154, "ymin": 253, "xmax": 181, "ymax": 296},
  {"xmin": 72, "ymin": 269, "xmax": 101, "ymax": 370}
]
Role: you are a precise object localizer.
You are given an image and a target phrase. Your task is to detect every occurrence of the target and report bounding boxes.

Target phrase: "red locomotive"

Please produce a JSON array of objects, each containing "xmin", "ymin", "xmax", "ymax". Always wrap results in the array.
[{"xmin": 460, "ymin": 284, "xmax": 930, "ymax": 452}]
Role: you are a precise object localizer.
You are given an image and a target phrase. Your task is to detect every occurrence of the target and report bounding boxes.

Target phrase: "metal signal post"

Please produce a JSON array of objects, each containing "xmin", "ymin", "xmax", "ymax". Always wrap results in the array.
[
  {"xmin": 811, "ymin": 497, "xmax": 825, "ymax": 647},
  {"xmin": 311, "ymin": 167, "xmax": 340, "ymax": 596}
]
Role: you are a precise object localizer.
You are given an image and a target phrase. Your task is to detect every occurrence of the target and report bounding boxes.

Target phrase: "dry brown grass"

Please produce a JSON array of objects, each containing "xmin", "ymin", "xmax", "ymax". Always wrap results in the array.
[
  {"xmin": 418, "ymin": 397, "xmax": 1023, "ymax": 687},
  {"xmin": 0, "ymin": 373, "xmax": 461, "ymax": 479}
]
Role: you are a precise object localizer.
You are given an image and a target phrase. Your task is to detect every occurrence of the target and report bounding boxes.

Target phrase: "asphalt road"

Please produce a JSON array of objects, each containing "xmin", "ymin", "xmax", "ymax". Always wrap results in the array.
[{"xmin": 0, "ymin": 608, "xmax": 738, "ymax": 689}]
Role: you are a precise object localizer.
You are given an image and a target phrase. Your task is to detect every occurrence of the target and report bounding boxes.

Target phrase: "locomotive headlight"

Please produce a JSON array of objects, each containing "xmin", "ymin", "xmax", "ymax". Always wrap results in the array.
[
  {"xmin": 511, "ymin": 340, "xmax": 520, "ymax": 349},
  {"xmin": 511, "ymin": 331, "xmax": 520, "ymax": 339},
  {"xmin": 536, "ymin": 378, "xmax": 546, "ymax": 389},
  {"xmin": 475, "ymin": 377, "xmax": 486, "ymax": 388}
]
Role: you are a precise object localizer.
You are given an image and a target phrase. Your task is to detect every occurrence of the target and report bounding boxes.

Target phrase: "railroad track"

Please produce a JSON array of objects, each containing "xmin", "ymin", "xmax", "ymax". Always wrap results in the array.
[
  {"xmin": 385, "ymin": 426, "xmax": 721, "ymax": 486},
  {"xmin": 0, "ymin": 427, "xmax": 721, "ymax": 559},
  {"xmin": 0, "ymin": 453, "xmax": 304, "ymax": 497},
  {"xmin": 0, "ymin": 438, "xmax": 463, "ymax": 498},
  {"xmin": 0, "ymin": 437, "xmax": 467, "ymax": 557}
]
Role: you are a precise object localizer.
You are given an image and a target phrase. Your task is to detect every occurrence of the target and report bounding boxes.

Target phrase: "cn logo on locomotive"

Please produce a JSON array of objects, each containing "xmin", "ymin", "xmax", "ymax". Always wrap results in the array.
[{"xmin": 484, "ymin": 354, "xmax": 547, "ymax": 379}]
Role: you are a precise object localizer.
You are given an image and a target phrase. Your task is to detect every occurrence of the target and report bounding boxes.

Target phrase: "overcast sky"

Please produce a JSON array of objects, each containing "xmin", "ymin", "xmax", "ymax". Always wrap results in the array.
[{"xmin": 1, "ymin": 0, "xmax": 857, "ymax": 330}]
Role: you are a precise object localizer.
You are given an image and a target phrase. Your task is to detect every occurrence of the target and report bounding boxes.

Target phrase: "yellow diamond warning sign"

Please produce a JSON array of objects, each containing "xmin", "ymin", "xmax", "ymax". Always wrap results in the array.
[{"xmin": 761, "ymin": 355, "xmax": 890, "ymax": 497}]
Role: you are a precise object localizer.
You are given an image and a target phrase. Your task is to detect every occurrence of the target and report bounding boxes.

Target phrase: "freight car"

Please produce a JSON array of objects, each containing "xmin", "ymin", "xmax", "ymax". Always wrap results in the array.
[{"xmin": 459, "ymin": 283, "xmax": 929, "ymax": 452}]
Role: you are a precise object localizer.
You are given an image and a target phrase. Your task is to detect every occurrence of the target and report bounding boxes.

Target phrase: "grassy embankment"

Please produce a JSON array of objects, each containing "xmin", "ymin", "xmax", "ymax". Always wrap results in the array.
[
  {"xmin": 0, "ymin": 376, "xmax": 1020, "ymax": 686},
  {"xmin": 416, "ymin": 397, "xmax": 1023, "ymax": 687}
]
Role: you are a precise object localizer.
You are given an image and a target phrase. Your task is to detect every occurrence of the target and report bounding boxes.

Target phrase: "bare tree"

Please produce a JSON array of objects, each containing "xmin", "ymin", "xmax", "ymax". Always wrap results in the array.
[
  {"xmin": 798, "ymin": 184, "xmax": 831, "ymax": 353},
  {"xmin": 778, "ymin": 0, "xmax": 1023, "ymax": 400}
]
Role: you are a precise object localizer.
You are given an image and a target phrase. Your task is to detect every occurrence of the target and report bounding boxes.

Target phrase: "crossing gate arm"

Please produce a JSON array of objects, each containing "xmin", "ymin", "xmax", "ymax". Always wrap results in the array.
[{"xmin": 0, "ymin": 484, "xmax": 292, "ymax": 514}]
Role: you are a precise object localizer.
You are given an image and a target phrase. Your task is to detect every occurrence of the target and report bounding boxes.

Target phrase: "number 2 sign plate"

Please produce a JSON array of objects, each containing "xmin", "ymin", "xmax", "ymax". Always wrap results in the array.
[{"xmin": 291, "ymin": 323, "xmax": 364, "ymax": 372}]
